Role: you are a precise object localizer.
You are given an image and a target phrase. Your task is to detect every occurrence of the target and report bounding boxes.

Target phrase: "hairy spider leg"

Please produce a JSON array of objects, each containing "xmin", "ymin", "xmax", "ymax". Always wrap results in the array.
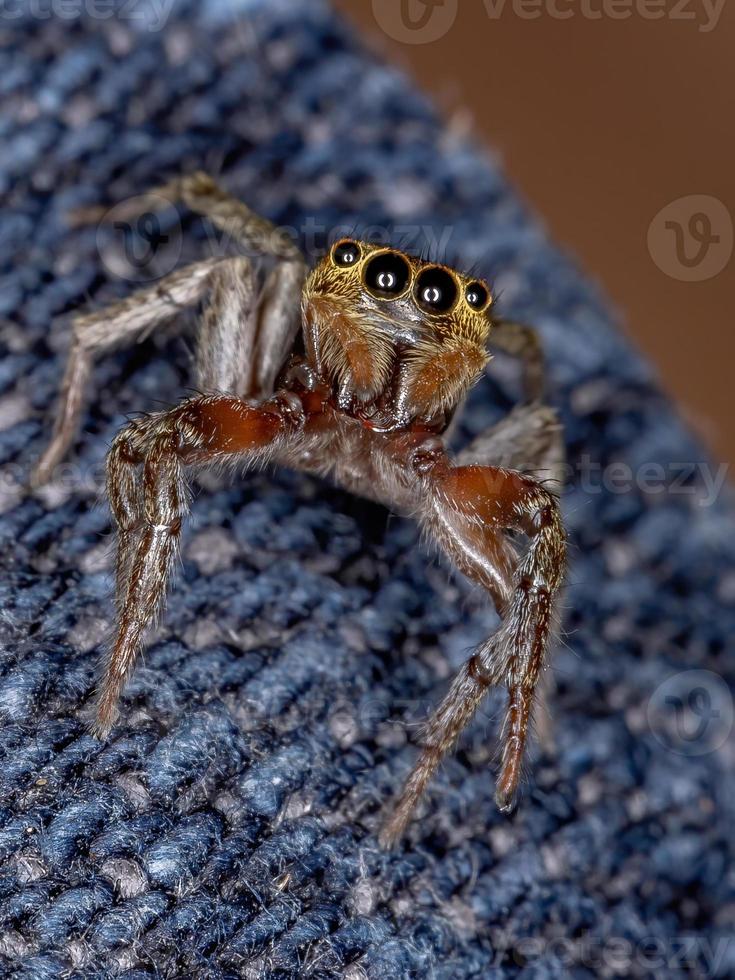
[
  {"xmin": 380, "ymin": 428, "xmax": 566, "ymax": 846},
  {"xmin": 35, "ymin": 173, "xmax": 305, "ymax": 484},
  {"xmin": 96, "ymin": 392, "xmax": 309, "ymax": 735}
]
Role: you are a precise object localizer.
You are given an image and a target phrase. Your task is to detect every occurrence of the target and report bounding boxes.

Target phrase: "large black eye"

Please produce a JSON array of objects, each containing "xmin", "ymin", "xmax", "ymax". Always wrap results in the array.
[
  {"xmin": 364, "ymin": 251, "xmax": 410, "ymax": 298},
  {"xmin": 415, "ymin": 267, "xmax": 458, "ymax": 313},
  {"xmin": 465, "ymin": 281, "xmax": 490, "ymax": 310},
  {"xmin": 333, "ymin": 240, "xmax": 361, "ymax": 266}
]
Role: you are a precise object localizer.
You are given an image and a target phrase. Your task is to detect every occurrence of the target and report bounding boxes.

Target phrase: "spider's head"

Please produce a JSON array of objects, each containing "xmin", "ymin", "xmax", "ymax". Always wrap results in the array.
[{"xmin": 303, "ymin": 240, "xmax": 493, "ymax": 425}]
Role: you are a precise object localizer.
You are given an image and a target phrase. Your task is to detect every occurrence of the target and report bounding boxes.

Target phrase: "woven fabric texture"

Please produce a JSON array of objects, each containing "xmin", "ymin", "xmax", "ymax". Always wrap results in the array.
[{"xmin": 1, "ymin": 2, "xmax": 734, "ymax": 977}]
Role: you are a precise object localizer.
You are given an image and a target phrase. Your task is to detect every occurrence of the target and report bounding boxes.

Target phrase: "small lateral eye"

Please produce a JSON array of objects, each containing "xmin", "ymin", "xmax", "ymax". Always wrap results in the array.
[
  {"xmin": 364, "ymin": 251, "xmax": 410, "ymax": 298},
  {"xmin": 332, "ymin": 240, "xmax": 361, "ymax": 266},
  {"xmin": 465, "ymin": 281, "xmax": 490, "ymax": 310},
  {"xmin": 415, "ymin": 267, "xmax": 458, "ymax": 313}
]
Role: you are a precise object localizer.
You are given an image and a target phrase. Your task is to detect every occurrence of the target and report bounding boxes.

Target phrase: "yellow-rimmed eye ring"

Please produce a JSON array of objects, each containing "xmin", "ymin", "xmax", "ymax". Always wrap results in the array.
[
  {"xmin": 331, "ymin": 240, "xmax": 361, "ymax": 267},
  {"xmin": 362, "ymin": 250, "xmax": 412, "ymax": 300},
  {"xmin": 465, "ymin": 280, "xmax": 492, "ymax": 312},
  {"xmin": 414, "ymin": 266, "xmax": 459, "ymax": 314}
]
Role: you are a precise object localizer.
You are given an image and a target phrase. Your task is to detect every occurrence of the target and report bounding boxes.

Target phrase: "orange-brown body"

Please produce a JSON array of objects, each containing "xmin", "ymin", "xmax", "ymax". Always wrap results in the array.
[{"xmin": 36, "ymin": 173, "xmax": 566, "ymax": 846}]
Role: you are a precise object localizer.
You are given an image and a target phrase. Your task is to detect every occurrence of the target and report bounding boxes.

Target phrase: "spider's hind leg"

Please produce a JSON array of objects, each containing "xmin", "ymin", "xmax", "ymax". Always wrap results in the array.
[
  {"xmin": 140, "ymin": 171, "xmax": 308, "ymax": 398},
  {"xmin": 36, "ymin": 174, "xmax": 307, "ymax": 485},
  {"xmin": 457, "ymin": 401, "xmax": 565, "ymax": 485},
  {"xmin": 74, "ymin": 171, "xmax": 307, "ymax": 397},
  {"xmin": 490, "ymin": 319, "xmax": 546, "ymax": 404},
  {"xmin": 34, "ymin": 255, "xmax": 262, "ymax": 483},
  {"xmin": 72, "ymin": 171, "xmax": 302, "ymax": 263},
  {"xmin": 36, "ymin": 235, "xmax": 305, "ymax": 488}
]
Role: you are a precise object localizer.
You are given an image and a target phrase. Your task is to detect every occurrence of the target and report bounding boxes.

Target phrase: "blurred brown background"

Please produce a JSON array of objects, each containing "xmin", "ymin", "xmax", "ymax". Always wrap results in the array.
[{"xmin": 336, "ymin": 0, "xmax": 734, "ymax": 464}]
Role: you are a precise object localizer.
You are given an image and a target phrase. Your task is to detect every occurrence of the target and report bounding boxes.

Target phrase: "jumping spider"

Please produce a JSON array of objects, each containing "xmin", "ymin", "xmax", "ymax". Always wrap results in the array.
[{"xmin": 35, "ymin": 173, "xmax": 566, "ymax": 846}]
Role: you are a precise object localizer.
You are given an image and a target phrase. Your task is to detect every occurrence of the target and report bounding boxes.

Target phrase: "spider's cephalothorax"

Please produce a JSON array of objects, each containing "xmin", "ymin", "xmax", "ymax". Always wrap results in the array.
[
  {"xmin": 35, "ymin": 173, "xmax": 566, "ymax": 847},
  {"xmin": 303, "ymin": 239, "xmax": 493, "ymax": 428}
]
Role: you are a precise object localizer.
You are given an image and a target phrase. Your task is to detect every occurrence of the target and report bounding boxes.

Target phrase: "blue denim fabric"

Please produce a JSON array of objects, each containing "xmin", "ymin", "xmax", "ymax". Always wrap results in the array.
[{"xmin": 1, "ymin": 2, "xmax": 733, "ymax": 977}]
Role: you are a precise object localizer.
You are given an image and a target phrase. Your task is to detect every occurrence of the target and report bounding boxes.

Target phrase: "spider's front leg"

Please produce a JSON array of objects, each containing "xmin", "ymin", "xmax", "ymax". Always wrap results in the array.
[
  {"xmin": 380, "ymin": 437, "xmax": 566, "ymax": 846},
  {"xmin": 95, "ymin": 391, "xmax": 306, "ymax": 735}
]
